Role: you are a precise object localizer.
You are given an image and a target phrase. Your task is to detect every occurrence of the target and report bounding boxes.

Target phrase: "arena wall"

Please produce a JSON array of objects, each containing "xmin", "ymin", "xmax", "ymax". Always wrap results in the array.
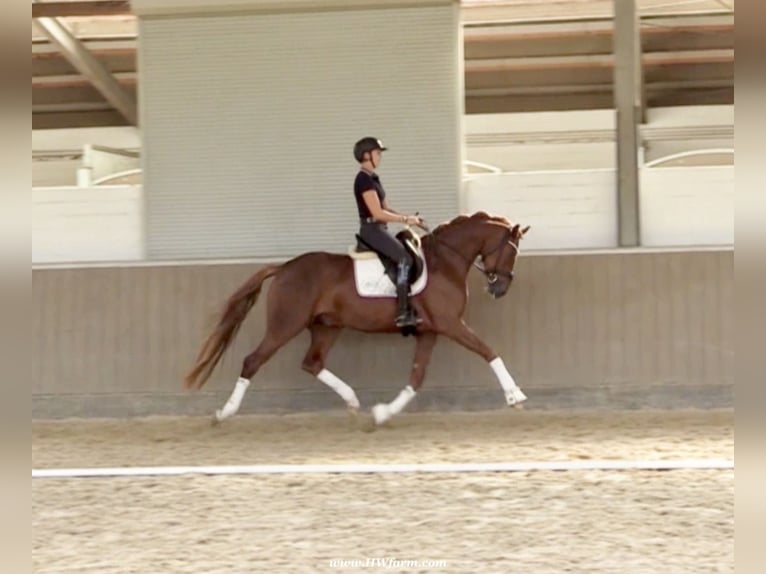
[{"xmin": 32, "ymin": 248, "xmax": 732, "ymax": 418}]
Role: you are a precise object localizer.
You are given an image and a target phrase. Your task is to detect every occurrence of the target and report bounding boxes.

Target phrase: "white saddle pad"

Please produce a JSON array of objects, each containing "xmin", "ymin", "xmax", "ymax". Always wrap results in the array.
[{"xmin": 352, "ymin": 253, "xmax": 428, "ymax": 298}]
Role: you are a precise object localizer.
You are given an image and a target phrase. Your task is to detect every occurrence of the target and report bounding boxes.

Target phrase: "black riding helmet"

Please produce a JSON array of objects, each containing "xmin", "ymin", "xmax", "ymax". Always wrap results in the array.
[{"xmin": 353, "ymin": 137, "xmax": 387, "ymax": 163}]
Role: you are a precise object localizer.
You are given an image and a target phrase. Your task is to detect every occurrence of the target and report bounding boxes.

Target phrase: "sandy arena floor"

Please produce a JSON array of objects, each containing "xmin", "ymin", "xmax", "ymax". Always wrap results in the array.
[{"xmin": 33, "ymin": 409, "xmax": 733, "ymax": 573}]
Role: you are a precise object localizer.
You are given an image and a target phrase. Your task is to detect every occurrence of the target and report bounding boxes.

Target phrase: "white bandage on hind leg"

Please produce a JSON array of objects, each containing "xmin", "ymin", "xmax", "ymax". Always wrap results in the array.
[
  {"xmin": 388, "ymin": 385, "xmax": 416, "ymax": 416},
  {"xmin": 489, "ymin": 357, "xmax": 527, "ymax": 404},
  {"xmin": 317, "ymin": 369, "xmax": 360, "ymax": 409},
  {"xmin": 372, "ymin": 385, "xmax": 416, "ymax": 425},
  {"xmin": 217, "ymin": 377, "xmax": 250, "ymax": 420}
]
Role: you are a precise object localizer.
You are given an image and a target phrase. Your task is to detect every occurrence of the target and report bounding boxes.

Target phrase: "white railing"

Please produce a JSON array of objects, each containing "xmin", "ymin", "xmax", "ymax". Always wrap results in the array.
[{"xmin": 643, "ymin": 148, "xmax": 733, "ymax": 168}]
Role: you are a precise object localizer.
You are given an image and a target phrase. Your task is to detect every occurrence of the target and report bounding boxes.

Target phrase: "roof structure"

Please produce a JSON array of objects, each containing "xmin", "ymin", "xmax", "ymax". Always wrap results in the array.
[{"xmin": 32, "ymin": 0, "xmax": 734, "ymax": 129}]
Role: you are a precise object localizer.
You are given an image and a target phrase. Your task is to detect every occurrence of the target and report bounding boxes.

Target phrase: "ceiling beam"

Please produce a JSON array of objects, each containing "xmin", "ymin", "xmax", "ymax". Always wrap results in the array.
[
  {"xmin": 33, "ymin": 109, "xmax": 131, "ymax": 130},
  {"xmin": 32, "ymin": 1, "xmax": 132, "ymax": 19},
  {"xmin": 33, "ymin": 72, "xmax": 137, "ymax": 88},
  {"xmin": 465, "ymin": 78, "xmax": 732, "ymax": 97},
  {"xmin": 464, "ymin": 49, "xmax": 733, "ymax": 73},
  {"xmin": 464, "ymin": 22, "xmax": 732, "ymax": 44}
]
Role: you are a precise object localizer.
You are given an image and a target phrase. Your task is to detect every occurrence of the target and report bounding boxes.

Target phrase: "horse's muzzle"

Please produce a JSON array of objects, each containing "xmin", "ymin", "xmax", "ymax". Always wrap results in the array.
[{"xmin": 487, "ymin": 273, "xmax": 513, "ymax": 298}]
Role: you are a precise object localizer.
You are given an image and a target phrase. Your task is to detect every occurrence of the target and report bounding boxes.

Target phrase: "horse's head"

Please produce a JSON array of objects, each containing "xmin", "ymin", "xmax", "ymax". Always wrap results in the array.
[
  {"xmin": 477, "ymin": 217, "xmax": 531, "ymax": 299},
  {"xmin": 430, "ymin": 211, "xmax": 531, "ymax": 297}
]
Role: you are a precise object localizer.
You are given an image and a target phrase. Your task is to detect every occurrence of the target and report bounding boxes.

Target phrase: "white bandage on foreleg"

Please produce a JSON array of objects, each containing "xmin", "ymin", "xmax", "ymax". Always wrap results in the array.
[
  {"xmin": 317, "ymin": 369, "xmax": 360, "ymax": 409},
  {"xmin": 217, "ymin": 377, "xmax": 250, "ymax": 419},
  {"xmin": 489, "ymin": 357, "xmax": 518, "ymax": 392},
  {"xmin": 489, "ymin": 357, "xmax": 527, "ymax": 404}
]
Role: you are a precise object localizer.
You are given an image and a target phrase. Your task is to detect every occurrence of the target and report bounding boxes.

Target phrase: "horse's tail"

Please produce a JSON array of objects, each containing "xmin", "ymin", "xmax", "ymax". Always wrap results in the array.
[{"xmin": 183, "ymin": 264, "xmax": 282, "ymax": 390}]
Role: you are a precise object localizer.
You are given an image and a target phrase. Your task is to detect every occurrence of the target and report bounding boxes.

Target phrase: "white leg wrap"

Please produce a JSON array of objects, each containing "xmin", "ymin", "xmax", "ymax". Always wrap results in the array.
[
  {"xmin": 489, "ymin": 357, "xmax": 527, "ymax": 405},
  {"xmin": 373, "ymin": 385, "xmax": 416, "ymax": 425},
  {"xmin": 215, "ymin": 377, "xmax": 250, "ymax": 421},
  {"xmin": 317, "ymin": 369, "xmax": 360, "ymax": 409}
]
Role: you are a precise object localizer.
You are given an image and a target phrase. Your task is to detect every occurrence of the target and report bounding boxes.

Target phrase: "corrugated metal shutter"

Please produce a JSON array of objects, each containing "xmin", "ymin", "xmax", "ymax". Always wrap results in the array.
[{"xmin": 138, "ymin": 3, "xmax": 462, "ymax": 260}]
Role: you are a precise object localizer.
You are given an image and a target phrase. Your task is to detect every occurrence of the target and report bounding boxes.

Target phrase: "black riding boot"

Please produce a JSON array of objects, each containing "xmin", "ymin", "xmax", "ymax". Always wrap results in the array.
[{"xmin": 395, "ymin": 262, "xmax": 421, "ymax": 329}]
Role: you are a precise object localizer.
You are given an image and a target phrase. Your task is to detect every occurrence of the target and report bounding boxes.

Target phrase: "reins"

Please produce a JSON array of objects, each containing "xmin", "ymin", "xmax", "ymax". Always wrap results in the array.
[{"xmin": 415, "ymin": 220, "xmax": 519, "ymax": 282}]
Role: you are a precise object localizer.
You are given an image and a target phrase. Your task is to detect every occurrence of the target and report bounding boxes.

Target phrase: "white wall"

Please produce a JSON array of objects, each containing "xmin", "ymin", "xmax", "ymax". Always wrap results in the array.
[
  {"xmin": 640, "ymin": 166, "xmax": 734, "ymax": 247},
  {"xmin": 464, "ymin": 164, "xmax": 734, "ymax": 250},
  {"xmin": 32, "ymin": 164, "xmax": 733, "ymax": 262},
  {"xmin": 33, "ymin": 186, "xmax": 144, "ymax": 264},
  {"xmin": 463, "ymin": 169, "xmax": 618, "ymax": 250}
]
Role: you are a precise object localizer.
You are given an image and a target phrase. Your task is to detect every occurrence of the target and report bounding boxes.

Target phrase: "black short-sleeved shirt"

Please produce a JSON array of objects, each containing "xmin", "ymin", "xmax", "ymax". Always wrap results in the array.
[{"xmin": 354, "ymin": 169, "xmax": 385, "ymax": 220}]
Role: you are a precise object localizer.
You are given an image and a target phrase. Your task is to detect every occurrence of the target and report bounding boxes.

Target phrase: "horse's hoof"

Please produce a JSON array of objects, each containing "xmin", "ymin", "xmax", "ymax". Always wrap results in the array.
[
  {"xmin": 211, "ymin": 410, "xmax": 226, "ymax": 426},
  {"xmin": 358, "ymin": 413, "xmax": 377, "ymax": 433},
  {"xmin": 346, "ymin": 407, "xmax": 360, "ymax": 429},
  {"xmin": 512, "ymin": 403, "xmax": 525, "ymax": 411},
  {"xmin": 506, "ymin": 389, "xmax": 528, "ymax": 409},
  {"xmin": 371, "ymin": 404, "xmax": 391, "ymax": 426}
]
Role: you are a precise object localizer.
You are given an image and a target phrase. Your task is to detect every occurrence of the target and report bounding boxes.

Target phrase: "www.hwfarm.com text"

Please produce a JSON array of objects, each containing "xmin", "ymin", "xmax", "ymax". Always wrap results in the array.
[{"xmin": 329, "ymin": 558, "xmax": 448, "ymax": 569}]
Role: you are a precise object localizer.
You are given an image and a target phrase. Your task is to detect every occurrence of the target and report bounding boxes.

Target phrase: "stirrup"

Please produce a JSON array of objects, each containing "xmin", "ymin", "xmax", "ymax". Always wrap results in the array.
[{"xmin": 395, "ymin": 310, "xmax": 422, "ymax": 328}]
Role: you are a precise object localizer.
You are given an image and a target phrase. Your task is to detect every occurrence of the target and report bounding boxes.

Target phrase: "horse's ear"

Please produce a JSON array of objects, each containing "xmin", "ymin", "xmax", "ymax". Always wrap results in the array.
[{"xmin": 521, "ymin": 225, "xmax": 531, "ymax": 236}]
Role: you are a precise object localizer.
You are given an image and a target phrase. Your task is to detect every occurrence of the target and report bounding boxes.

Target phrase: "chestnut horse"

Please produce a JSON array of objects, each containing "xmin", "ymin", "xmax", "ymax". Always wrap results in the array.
[{"xmin": 183, "ymin": 211, "xmax": 531, "ymax": 426}]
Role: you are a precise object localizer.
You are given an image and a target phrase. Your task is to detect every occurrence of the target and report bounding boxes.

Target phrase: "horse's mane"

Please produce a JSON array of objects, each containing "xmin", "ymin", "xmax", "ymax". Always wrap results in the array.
[{"xmin": 431, "ymin": 211, "xmax": 511, "ymax": 235}]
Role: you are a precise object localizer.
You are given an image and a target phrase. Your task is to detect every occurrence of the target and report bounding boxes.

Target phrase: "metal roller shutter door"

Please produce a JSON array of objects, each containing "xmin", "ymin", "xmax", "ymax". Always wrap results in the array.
[{"xmin": 138, "ymin": 2, "xmax": 462, "ymax": 259}]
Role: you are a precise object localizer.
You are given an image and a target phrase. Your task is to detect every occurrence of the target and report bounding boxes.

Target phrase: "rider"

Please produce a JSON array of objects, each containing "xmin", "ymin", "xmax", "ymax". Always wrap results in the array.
[{"xmin": 353, "ymin": 136, "xmax": 423, "ymax": 329}]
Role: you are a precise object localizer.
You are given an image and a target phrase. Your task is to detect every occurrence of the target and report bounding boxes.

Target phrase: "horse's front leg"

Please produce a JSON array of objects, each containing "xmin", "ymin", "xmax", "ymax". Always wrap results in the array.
[
  {"xmin": 440, "ymin": 319, "xmax": 527, "ymax": 408},
  {"xmin": 372, "ymin": 332, "xmax": 437, "ymax": 425}
]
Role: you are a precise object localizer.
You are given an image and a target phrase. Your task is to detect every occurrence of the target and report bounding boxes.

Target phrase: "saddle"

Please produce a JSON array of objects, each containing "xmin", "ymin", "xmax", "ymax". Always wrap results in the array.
[{"xmin": 348, "ymin": 228, "xmax": 426, "ymax": 288}]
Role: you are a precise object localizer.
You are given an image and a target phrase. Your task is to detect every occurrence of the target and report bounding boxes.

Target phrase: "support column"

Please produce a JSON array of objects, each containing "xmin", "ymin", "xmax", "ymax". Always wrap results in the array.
[{"xmin": 613, "ymin": 0, "xmax": 642, "ymax": 247}]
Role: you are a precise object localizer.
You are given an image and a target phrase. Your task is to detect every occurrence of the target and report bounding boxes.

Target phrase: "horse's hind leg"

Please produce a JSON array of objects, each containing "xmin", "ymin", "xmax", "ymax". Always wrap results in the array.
[
  {"xmin": 301, "ymin": 324, "xmax": 360, "ymax": 413},
  {"xmin": 372, "ymin": 331, "xmax": 437, "ymax": 425},
  {"xmin": 214, "ymin": 313, "xmax": 306, "ymax": 423}
]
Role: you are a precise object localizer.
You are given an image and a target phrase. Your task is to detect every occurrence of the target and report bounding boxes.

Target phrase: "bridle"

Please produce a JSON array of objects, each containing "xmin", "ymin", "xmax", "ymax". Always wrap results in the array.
[
  {"xmin": 474, "ymin": 227, "xmax": 519, "ymax": 284},
  {"xmin": 419, "ymin": 223, "xmax": 520, "ymax": 284}
]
